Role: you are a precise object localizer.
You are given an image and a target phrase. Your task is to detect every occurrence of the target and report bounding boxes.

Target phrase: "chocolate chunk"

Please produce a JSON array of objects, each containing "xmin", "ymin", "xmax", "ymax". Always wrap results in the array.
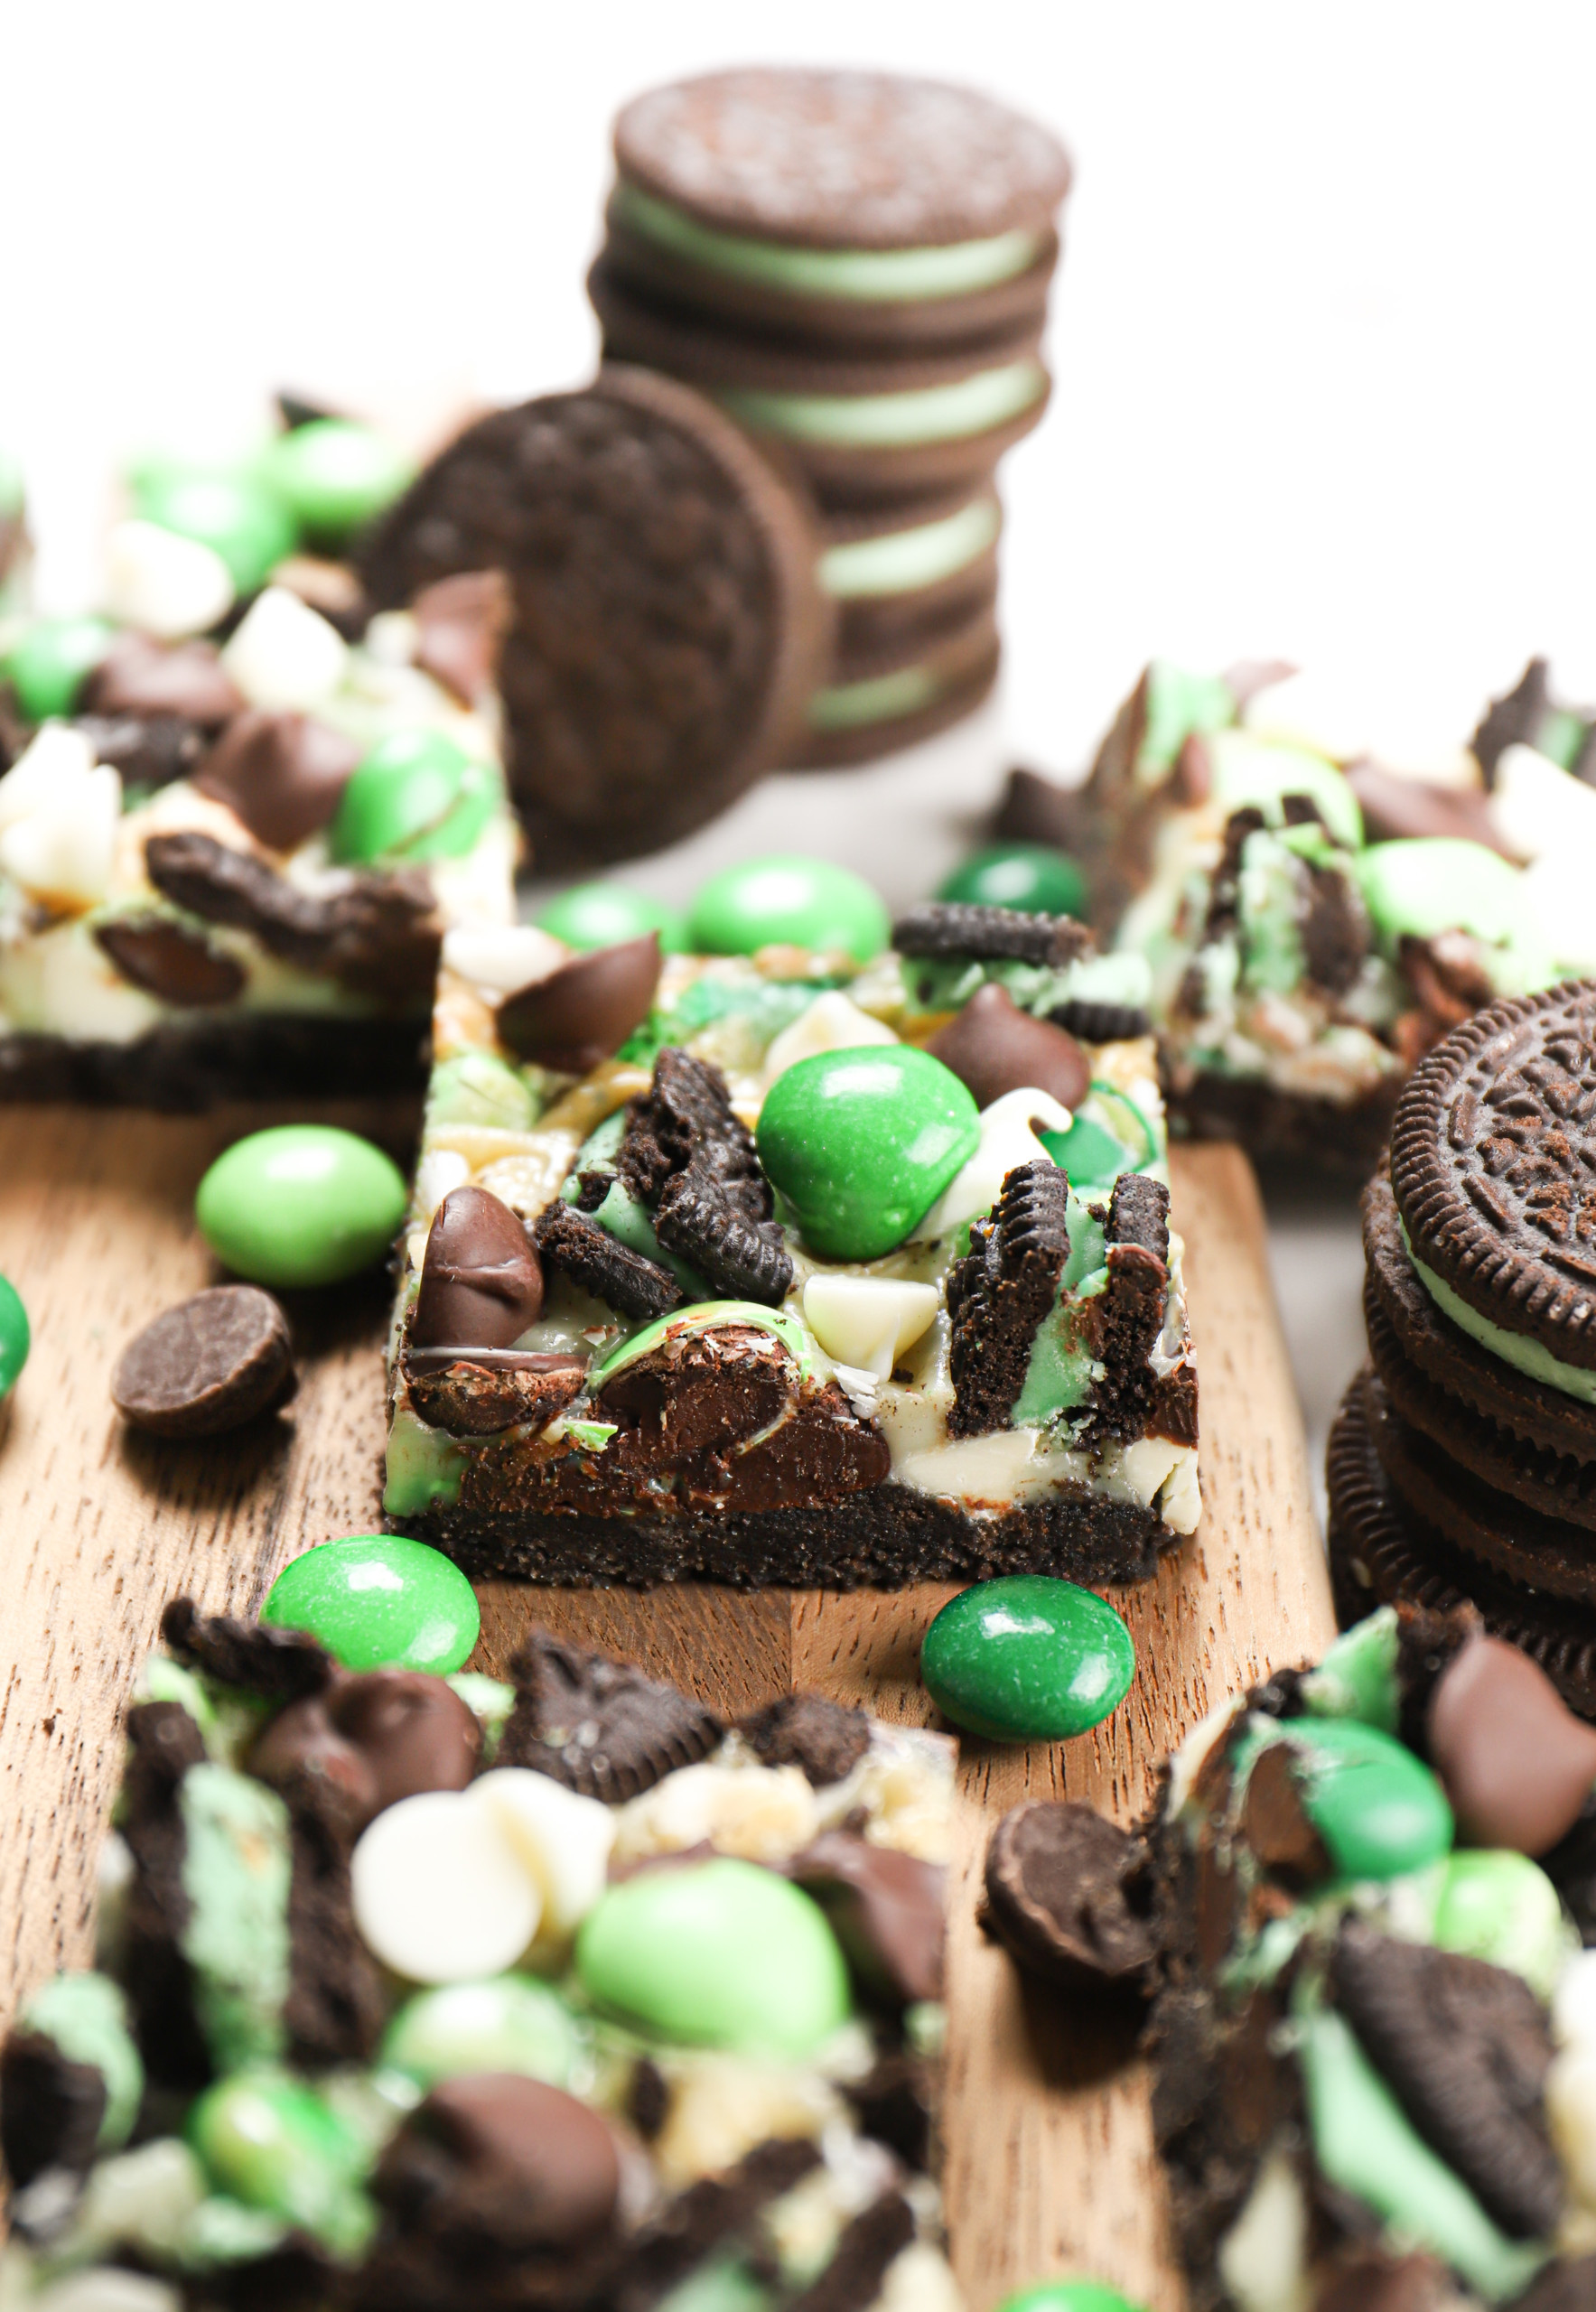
[
  {"xmin": 251, "ymin": 1671, "xmax": 481, "ymax": 1840},
  {"xmin": 596, "ymin": 1321, "xmax": 795, "ymax": 1465},
  {"xmin": 1239, "ymin": 1743, "xmax": 1330, "ymax": 1887},
  {"xmin": 194, "ymin": 709, "xmax": 361, "ymax": 851},
  {"xmin": 947, "ymin": 1158, "xmax": 1071, "ymax": 1437},
  {"xmin": 1347, "ymin": 760, "xmax": 1519, "ymax": 858},
  {"xmin": 1472, "ymin": 657, "xmax": 1553, "ymax": 785},
  {"xmin": 496, "ymin": 934, "xmax": 661, "ymax": 1074},
  {"xmin": 412, "ymin": 570, "xmax": 511, "ymax": 707},
  {"xmin": 111, "ymin": 1283, "xmax": 295, "ymax": 1438},
  {"xmin": 411, "ymin": 1186, "xmax": 545, "ymax": 1355},
  {"xmin": 0, "ymin": 2030, "xmax": 107, "ymax": 2190},
  {"xmin": 405, "ymin": 1353, "xmax": 586, "ymax": 1439},
  {"xmin": 94, "ymin": 913, "xmax": 247, "ymax": 1008},
  {"xmin": 984, "ymin": 1801, "xmax": 1157, "ymax": 1990},
  {"xmin": 790, "ymin": 1831, "xmax": 945, "ymax": 2006},
  {"xmin": 160, "ymin": 1597, "xmax": 333, "ymax": 1703},
  {"xmin": 532, "ymin": 1199, "xmax": 684, "ymax": 1319},
  {"xmin": 741, "ymin": 1692, "xmax": 871, "ymax": 1786},
  {"xmin": 619, "ymin": 1047, "xmax": 793, "ymax": 1308},
  {"xmin": 1427, "ymin": 1635, "xmax": 1596, "ymax": 1857},
  {"xmin": 892, "ymin": 900, "xmax": 1092, "ymax": 968},
  {"xmin": 497, "ymin": 1627, "xmax": 723, "ymax": 1802},
  {"xmin": 1047, "ymin": 997, "xmax": 1152, "ymax": 1043},
  {"xmin": 1079, "ymin": 1171, "xmax": 1177, "ymax": 1448},
  {"xmin": 927, "ymin": 981, "xmax": 1089, "ymax": 1110},
  {"xmin": 1330, "ymin": 1918, "xmax": 1561, "ymax": 2238},
  {"xmin": 81, "ymin": 634, "xmax": 242, "ymax": 726},
  {"xmin": 74, "ymin": 712, "xmax": 210, "ymax": 789}
]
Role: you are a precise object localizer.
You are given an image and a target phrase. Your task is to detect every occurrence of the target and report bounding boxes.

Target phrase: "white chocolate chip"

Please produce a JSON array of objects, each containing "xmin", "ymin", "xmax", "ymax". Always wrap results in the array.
[
  {"xmin": 441, "ymin": 920, "xmax": 568, "ymax": 995},
  {"xmin": 0, "ymin": 764, "xmax": 122, "ymax": 909},
  {"xmin": 761, "ymin": 990, "xmax": 897, "ymax": 1087},
  {"xmin": 801, "ymin": 1273, "xmax": 938, "ymax": 1381},
  {"xmin": 1215, "ymin": 2144, "xmax": 1310, "ymax": 2312},
  {"xmin": 103, "ymin": 519, "xmax": 234, "ymax": 639},
  {"xmin": 413, "ymin": 1147, "xmax": 471, "ymax": 1220},
  {"xmin": 474, "ymin": 1767, "xmax": 616, "ymax": 1940},
  {"xmin": 873, "ymin": 2243, "xmax": 965, "ymax": 2312},
  {"xmin": 1548, "ymin": 2045, "xmax": 1596, "ymax": 2210},
  {"xmin": 32, "ymin": 2274, "xmax": 184, "ymax": 2312},
  {"xmin": 0, "ymin": 722, "xmax": 99, "ymax": 829},
  {"xmin": 219, "ymin": 585, "xmax": 348, "ymax": 710},
  {"xmin": 915, "ymin": 1086, "xmax": 1073, "ymax": 1240},
  {"xmin": 350, "ymin": 1788, "xmax": 541, "ymax": 1982},
  {"xmin": 611, "ymin": 1759, "xmax": 819, "ymax": 1867},
  {"xmin": 1554, "ymin": 1949, "xmax": 1596, "ymax": 2056},
  {"xmin": 1490, "ymin": 744, "xmax": 1596, "ymax": 867}
]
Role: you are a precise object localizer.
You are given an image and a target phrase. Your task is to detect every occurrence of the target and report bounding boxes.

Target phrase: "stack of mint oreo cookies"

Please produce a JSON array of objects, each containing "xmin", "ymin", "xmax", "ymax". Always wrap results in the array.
[
  {"xmin": 589, "ymin": 68, "xmax": 1071, "ymax": 765},
  {"xmin": 1330, "ymin": 979, "xmax": 1596, "ymax": 1713}
]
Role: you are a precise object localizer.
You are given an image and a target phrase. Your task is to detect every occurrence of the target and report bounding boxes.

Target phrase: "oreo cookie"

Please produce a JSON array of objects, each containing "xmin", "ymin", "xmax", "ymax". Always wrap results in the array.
[
  {"xmin": 531, "ymin": 1201, "xmax": 684, "ymax": 1321},
  {"xmin": 618, "ymin": 1048, "xmax": 793, "ymax": 1307},
  {"xmin": 359, "ymin": 367, "xmax": 828, "ymax": 868},
  {"xmin": 891, "ymin": 899, "xmax": 1091, "ymax": 968},
  {"xmin": 947, "ymin": 1159, "xmax": 1072, "ymax": 1436},
  {"xmin": 785, "ymin": 592, "xmax": 1001, "ymax": 769},
  {"xmin": 739, "ymin": 1691, "xmax": 870, "ymax": 1786},
  {"xmin": 819, "ymin": 486, "xmax": 1003, "ymax": 655},
  {"xmin": 496, "ymin": 1627, "xmax": 723, "ymax": 1802}
]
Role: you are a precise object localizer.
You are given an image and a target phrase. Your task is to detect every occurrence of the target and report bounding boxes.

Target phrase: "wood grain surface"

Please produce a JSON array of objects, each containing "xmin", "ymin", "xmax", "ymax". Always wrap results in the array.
[{"xmin": 0, "ymin": 1121, "xmax": 1332, "ymax": 2311}]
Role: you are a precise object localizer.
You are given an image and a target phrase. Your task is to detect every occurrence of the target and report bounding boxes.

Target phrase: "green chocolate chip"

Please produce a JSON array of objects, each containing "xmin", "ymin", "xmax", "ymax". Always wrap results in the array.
[
  {"xmin": 21, "ymin": 1972, "xmax": 145, "ymax": 2151},
  {"xmin": 382, "ymin": 1975, "xmax": 583, "ymax": 2090},
  {"xmin": 576, "ymin": 1856, "xmax": 850, "ymax": 2057},
  {"xmin": 920, "ymin": 1577, "xmax": 1135, "ymax": 1743},
  {"xmin": 187, "ymin": 2070, "xmax": 373, "ymax": 2256},
  {"xmin": 687, "ymin": 855, "xmax": 889, "ymax": 962},
  {"xmin": 1432, "ymin": 1849, "xmax": 1572, "ymax": 2000},
  {"xmin": 756, "ymin": 1044, "xmax": 978, "ymax": 1260},
  {"xmin": 996, "ymin": 2287, "xmax": 1148, "ymax": 2312},
  {"xmin": 1135, "ymin": 660, "xmax": 1238, "ymax": 778},
  {"xmin": 938, "ymin": 844, "xmax": 1087, "ymax": 919},
  {"xmin": 4, "ymin": 614, "xmax": 115, "ymax": 721},
  {"xmin": 1354, "ymin": 838, "xmax": 1552, "ymax": 986},
  {"xmin": 131, "ymin": 466, "xmax": 296, "ymax": 595},
  {"xmin": 196, "ymin": 1124, "xmax": 407, "ymax": 1287},
  {"xmin": 1300, "ymin": 1607, "xmax": 1401, "ymax": 1734},
  {"xmin": 1207, "ymin": 728, "xmax": 1363, "ymax": 850},
  {"xmin": 1267, "ymin": 1718, "xmax": 1453, "ymax": 1881},
  {"xmin": 262, "ymin": 1534, "xmax": 480, "ymax": 1674},
  {"xmin": 262, "ymin": 420, "xmax": 412, "ymax": 546},
  {"xmin": 330, "ymin": 729, "xmax": 498, "ymax": 865},
  {"xmin": 0, "ymin": 1272, "xmax": 29, "ymax": 1396},
  {"xmin": 537, "ymin": 882, "xmax": 689, "ymax": 953}
]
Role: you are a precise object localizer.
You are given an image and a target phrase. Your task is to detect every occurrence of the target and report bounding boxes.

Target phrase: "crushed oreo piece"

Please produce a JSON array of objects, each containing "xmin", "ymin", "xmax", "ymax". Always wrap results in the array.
[
  {"xmin": 497, "ymin": 1627, "xmax": 723, "ymax": 1802},
  {"xmin": 947, "ymin": 1159, "xmax": 1071, "ymax": 1437},
  {"xmin": 842, "ymin": 2047, "xmax": 934, "ymax": 2170},
  {"xmin": 112, "ymin": 1284, "xmax": 295, "ymax": 1439},
  {"xmin": 1202, "ymin": 806, "xmax": 1267, "ymax": 945},
  {"xmin": 787, "ymin": 2192, "xmax": 914, "ymax": 2311},
  {"xmin": 1047, "ymin": 997, "xmax": 1151, "ymax": 1043},
  {"xmin": 1300, "ymin": 857, "xmax": 1368, "ymax": 995},
  {"xmin": 74, "ymin": 713, "xmax": 210, "ymax": 789},
  {"xmin": 656, "ymin": 1170, "xmax": 792, "ymax": 1306},
  {"xmin": 281, "ymin": 1803, "xmax": 387, "ymax": 2069},
  {"xmin": 1079, "ymin": 1171, "xmax": 1174, "ymax": 1448},
  {"xmin": 626, "ymin": 2056, "xmax": 670, "ymax": 2141},
  {"xmin": 740, "ymin": 1692, "xmax": 871, "ymax": 1786},
  {"xmin": 619, "ymin": 2137, "xmax": 821, "ymax": 2306},
  {"xmin": 532, "ymin": 1200, "xmax": 684, "ymax": 1320},
  {"xmin": 1509, "ymin": 2257, "xmax": 1596, "ymax": 2312},
  {"xmin": 1329, "ymin": 1917, "xmax": 1561, "ymax": 2238},
  {"xmin": 1473, "ymin": 657, "xmax": 1552, "ymax": 786},
  {"xmin": 161, "ymin": 1598, "xmax": 333, "ymax": 1703},
  {"xmin": 94, "ymin": 914, "xmax": 247, "ymax": 1008},
  {"xmin": 0, "ymin": 2031, "xmax": 107, "ymax": 2191},
  {"xmin": 892, "ymin": 900, "xmax": 1092, "ymax": 968},
  {"xmin": 619, "ymin": 1049, "xmax": 794, "ymax": 1309},
  {"xmin": 118, "ymin": 1700, "xmax": 211, "ymax": 2088},
  {"xmin": 984, "ymin": 1801, "xmax": 1158, "ymax": 1991}
]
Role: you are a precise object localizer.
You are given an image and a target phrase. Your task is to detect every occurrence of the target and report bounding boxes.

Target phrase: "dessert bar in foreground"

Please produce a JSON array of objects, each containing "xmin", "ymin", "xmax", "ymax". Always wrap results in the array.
[
  {"xmin": 0, "ymin": 1599, "xmax": 957, "ymax": 2309},
  {"xmin": 383, "ymin": 900, "xmax": 1199, "ymax": 1587}
]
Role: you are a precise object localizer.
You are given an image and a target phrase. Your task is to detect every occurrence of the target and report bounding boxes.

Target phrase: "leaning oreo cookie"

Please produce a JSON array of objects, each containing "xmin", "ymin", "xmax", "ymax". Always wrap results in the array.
[
  {"xmin": 359, "ymin": 367, "xmax": 828, "ymax": 867},
  {"xmin": 786, "ymin": 592, "xmax": 1001, "ymax": 769},
  {"xmin": 947, "ymin": 1159, "xmax": 1073, "ymax": 1436},
  {"xmin": 602, "ymin": 68, "xmax": 1071, "ymax": 350}
]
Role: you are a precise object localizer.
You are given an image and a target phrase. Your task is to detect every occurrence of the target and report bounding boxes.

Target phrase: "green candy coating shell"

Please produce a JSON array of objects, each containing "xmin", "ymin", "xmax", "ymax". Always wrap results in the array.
[
  {"xmin": 188, "ymin": 2069, "xmax": 369, "ymax": 2251},
  {"xmin": 576, "ymin": 1856, "xmax": 850, "ymax": 2057},
  {"xmin": 938, "ymin": 844, "xmax": 1087, "ymax": 920},
  {"xmin": 263, "ymin": 420, "xmax": 412, "ymax": 544},
  {"xmin": 536, "ymin": 881, "xmax": 688, "ymax": 953},
  {"xmin": 0, "ymin": 1272, "xmax": 29, "ymax": 1396},
  {"xmin": 1279, "ymin": 1717, "xmax": 1453, "ymax": 1880},
  {"xmin": 920, "ymin": 1577, "xmax": 1135, "ymax": 1743},
  {"xmin": 383, "ymin": 1975, "xmax": 581, "ymax": 2088},
  {"xmin": 756, "ymin": 1044, "xmax": 978, "ymax": 1260},
  {"xmin": 331, "ymin": 729, "xmax": 495, "ymax": 865},
  {"xmin": 1432, "ymin": 1849, "xmax": 1568, "ymax": 1998},
  {"xmin": 262, "ymin": 1534, "xmax": 480, "ymax": 1674},
  {"xmin": 687, "ymin": 855, "xmax": 889, "ymax": 962},
  {"xmin": 996, "ymin": 2287, "xmax": 1146, "ymax": 2312},
  {"xmin": 1354, "ymin": 838, "xmax": 1543, "ymax": 953},
  {"xmin": 196, "ymin": 1124, "xmax": 406, "ymax": 1287},
  {"xmin": 5, "ymin": 615, "xmax": 115, "ymax": 721},
  {"xmin": 132, "ymin": 467, "xmax": 295, "ymax": 594}
]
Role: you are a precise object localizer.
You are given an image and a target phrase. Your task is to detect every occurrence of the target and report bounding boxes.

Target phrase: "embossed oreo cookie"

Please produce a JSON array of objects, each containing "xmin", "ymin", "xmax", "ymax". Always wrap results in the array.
[
  {"xmin": 892, "ymin": 899, "xmax": 1091, "ymax": 968},
  {"xmin": 947, "ymin": 1159, "xmax": 1072, "ymax": 1436},
  {"xmin": 497, "ymin": 1627, "xmax": 723, "ymax": 1802},
  {"xmin": 359, "ymin": 368, "xmax": 827, "ymax": 867}
]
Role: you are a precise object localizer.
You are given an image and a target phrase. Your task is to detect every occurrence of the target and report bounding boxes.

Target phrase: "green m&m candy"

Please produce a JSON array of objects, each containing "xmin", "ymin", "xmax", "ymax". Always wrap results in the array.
[
  {"xmin": 262, "ymin": 420, "xmax": 412, "ymax": 546},
  {"xmin": 996, "ymin": 2286, "xmax": 1147, "ymax": 2312},
  {"xmin": 331, "ymin": 729, "xmax": 498, "ymax": 865},
  {"xmin": 536, "ymin": 881, "xmax": 688, "ymax": 953},
  {"xmin": 756, "ymin": 1044, "xmax": 978, "ymax": 1260},
  {"xmin": 131, "ymin": 464, "xmax": 296, "ymax": 595},
  {"xmin": 938, "ymin": 843, "xmax": 1087, "ymax": 920},
  {"xmin": 0, "ymin": 1273, "xmax": 29, "ymax": 1396},
  {"xmin": 197, "ymin": 1125, "xmax": 406, "ymax": 1288},
  {"xmin": 920, "ymin": 1577, "xmax": 1136, "ymax": 1743},
  {"xmin": 687, "ymin": 855, "xmax": 889, "ymax": 962},
  {"xmin": 4, "ymin": 615, "xmax": 115, "ymax": 721},
  {"xmin": 1258, "ymin": 1718, "xmax": 1453, "ymax": 1881},
  {"xmin": 188, "ymin": 2069, "xmax": 371, "ymax": 2253},
  {"xmin": 262, "ymin": 1534, "xmax": 481, "ymax": 1674}
]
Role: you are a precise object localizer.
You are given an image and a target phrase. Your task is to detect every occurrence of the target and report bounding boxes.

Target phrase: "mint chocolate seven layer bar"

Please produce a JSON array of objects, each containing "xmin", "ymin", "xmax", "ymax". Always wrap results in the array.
[{"xmin": 382, "ymin": 900, "xmax": 1199, "ymax": 1587}]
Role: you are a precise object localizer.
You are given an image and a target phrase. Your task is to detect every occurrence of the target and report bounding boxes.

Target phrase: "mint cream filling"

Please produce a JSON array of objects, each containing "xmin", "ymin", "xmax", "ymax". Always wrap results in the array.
[
  {"xmin": 818, "ymin": 498, "xmax": 1001, "ymax": 600},
  {"xmin": 613, "ymin": 182, "xmax": 1041, "ymax": 303},
  {"xmin": 716, "ymin": 360, "xmax": 1046, "ymax": 449},
  {"xmin": 807, "ymin": 665, "xmax": 941, "ymax": 732},
  {"xmin": 1012, "ymin": 1188, "xmax": 1109, "ymax": 1426},
  {"xmin": 179, "ymin": 1766, "xmax": 293, "ymax": 2073},
  {"xmin": 1399, "ymin": 1217, "xmax": 1596, "ymax": 1406}
]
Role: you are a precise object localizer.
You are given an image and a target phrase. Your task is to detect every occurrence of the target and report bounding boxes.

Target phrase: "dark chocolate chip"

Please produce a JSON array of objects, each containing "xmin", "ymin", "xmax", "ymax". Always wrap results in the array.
[
  {"xmin": 496, "ymin": 934, "xmax": 661, "ymax": 1074},
  {"xmin": 404, "ymin": 1353, "xmax": 586, "ymax": 1439},
  {"xmin": 983, "ymin": 1800, "xmax": 1158, "ymax": 1991},
  {"xmin": 790, "ymin": 1831, "xmax": 946, "ymax": 2006},
  {"xmin": 1239, "ymin": 1743, "xmax": 1330, "ymax": 1888},
  {"xmin": 1472, "ymin": 657, "xmax": 1553, "ymax": 786},
  {"xmin": 892, "ymin": 900, "xmax": 1092, "ymax": 968},
  {"xmin": 1046, "ymin": 997, "xmax": 1152, "ymax": 1043},
  {"xmin": 425, "ymin": 2074, "xmax": 620, "ymax": 2245},
  {"xmin": 1347, "ymin": 760, "xmax": 1519, "ymax": 858},
  {"xmin": 74, "ymin": 713, "xmax": 209, "ymax": 789},
  {"xmin": 532, "ymin": 1199, "xmax": 683, "ymax": 1319},
  {"xmin": 947, "ymin": 1158, "xmax": 1071, "ymax": 1437},
  {"xmin": 992, "ymin": 764, "xmax": 1095, "ymax": 857},
  {"xmin": 740, "ymin": 1692, "xmax": 871, "ymax": 1786},
  {"xmin": 497, "ymin": 1627, "xmax": 723, "ymax": 1803},
  {"xmin": 80, "ymin": 634, "xmax": 243, "ymax": 726},
  {"xmin": 927, "ymin": 981, "xmax": 1089, "ymax": 1111},
  {"xmin": 1427, "ymin": 1635, "xmax": 1596, "ymax": 1858},
  {"xmin": 194, "ymin": 709, "xmax": 361, "ymax": 851},
  {"xmin": 276, "ymin": 390, "xmax": 341, "ymax": 431},
  {"xmin": 248, "ymin": 1693, "xmax": 380, "ymax": 1841},
  {"xmin": 411, "ymin": 1186, "xmax": 544, "ymax": 1355},
  {"xmin": 111, "ymin": 1284, "xmax": 295, "ymax": 1438},
  {"xmin": 412, "ymin": 570, "xmax": 511, "ymax": 707},
  {"xmin": 251, "ymin": 1671, "xmax": 481, "ymax": 1839},
  {"xmin": 93, "ymin": 913, "xmax": 247, "ymax": 1008},
  {"xmin": 1330, "ymin": 1917, "xmax": 1561, "ymax": 2239},
  {"xmin": 160, "ymin": 1598, "xmax": 333, "ymax": 1702},
  {"xmin": 0, "ymin": 2029, "xmax": 107, "ymax": 2191}
]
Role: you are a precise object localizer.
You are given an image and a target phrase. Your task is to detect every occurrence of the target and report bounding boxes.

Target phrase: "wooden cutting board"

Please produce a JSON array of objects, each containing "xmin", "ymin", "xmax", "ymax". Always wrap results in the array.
[{"xmin": 0, "ymin": 1114, "xmax": 1333, "ymax": 2311}]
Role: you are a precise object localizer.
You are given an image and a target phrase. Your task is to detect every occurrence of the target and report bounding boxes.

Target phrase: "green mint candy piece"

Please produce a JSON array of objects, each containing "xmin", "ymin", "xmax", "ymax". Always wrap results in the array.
[
  {"xmin": 1299, "ymin": 1606, "xmax": 1401, "ymax": 1734},
  {"xmin": 1135, "ymin": 660, "xmax": 1237, "ymax": 776},
  {"xmin": 919, "ymin": 1576, "xmax": 1135, "ymax": 1743},
  {"xmin": 22, "ymin": 1972, "xmax": 144, "ymax": 2150},
  {"xmin": 1354, "ymin": 837, "xmax": 1544, "ymax": 960},
  {"xmin": 382, "ymin": 1974, "xmax": 583, "ymax": 2089},
  {"xmin": 687, "ymin": 855, "xmax": 889, "ymax": 962},
  {"xmin": 1432, "ymin": 1849, "xmax": 1571, "ymax": 2000},
  {"xmin": 655, "ymin": 2265, "xmax": 771, "ymax": 2312},
  {"xmin": 1040, "ymin": 1114, "xmax": 1134, "ymax": 1194},
  {"xmin": 756, "ymin": 1043, "xmax": 977, "ymax": 1260},
  {"xmin": 5, "ymin": 614, "xmax": 115, "ymax": 720},
  {"xmin": 262, "ymin": 420, "xmax": 412, "ymax": 546},
  {"xmin": 1207, "ymin": 728, "xmax": 1364, "ymax": 850},
  {"xmin": 262, "ymin": 1534, "xmax": 480, "ymax": 1673},
  {"xmin": 425, "ymin": 1050, "xmax": 538, "ymax": 1132},
  {"xmin": 187, "ymin": 2069, "xmax": 372, "ymax": 2253},
  {"xmin": 131, "ymin": 466, "xmax": 296, "ymax": 595},
  {"xmin": 576, "ymin": 1856, "xmax": 850, "ymax": 2058},
  {"xmin": 996, "ymin": 2287, "xmax": 1148, "ymax": 2312},
  {"xmin": 196, "ymin": 1123, "xmax": 407, "ymax": 1287},
  {"xmin": 1276, "ymin": 1717, "xmax": 1452, "ymax": 1880},
  {"xmin": 331, "ymin": 729, "xmax": 496, "ymax": 864},
  {"xmin": 938, "ymin": 844, "xmax": 1087, "ymax": 920},
  {"xmin": 0, "ymin": 1272, "xmax": 29, "ymax": 1396},
  {"xmin": 537, "ymin": 881, "xmax": 688, "ymax": 953}
]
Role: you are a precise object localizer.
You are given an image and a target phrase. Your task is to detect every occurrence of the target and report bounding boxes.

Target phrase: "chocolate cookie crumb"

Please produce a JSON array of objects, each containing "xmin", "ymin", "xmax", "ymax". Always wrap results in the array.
[{"xmin": 531, "ymin": 1201, "xmax": 684, "ymax": 1320}]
